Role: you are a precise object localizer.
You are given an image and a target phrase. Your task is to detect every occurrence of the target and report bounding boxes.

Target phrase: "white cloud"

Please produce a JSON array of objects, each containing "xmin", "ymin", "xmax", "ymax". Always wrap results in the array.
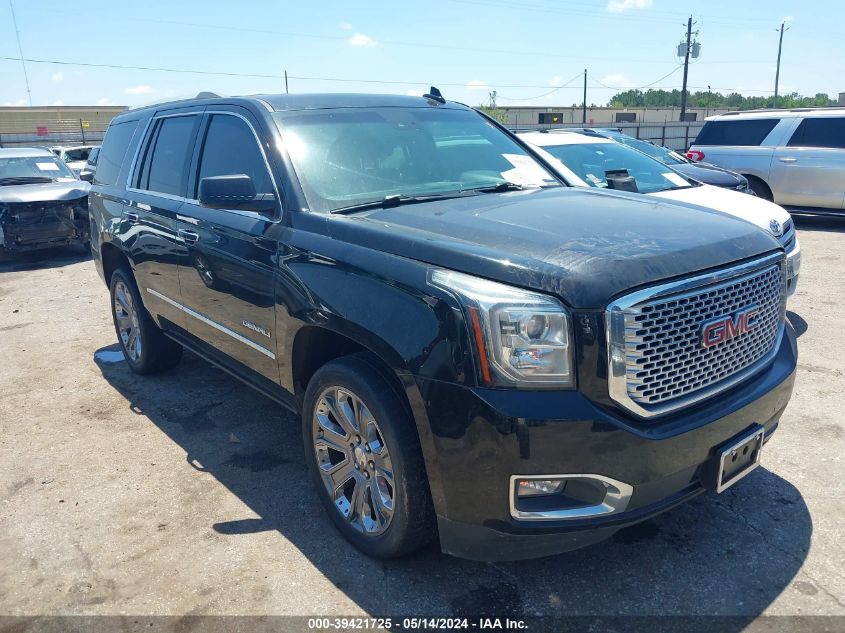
[
  {"xmin": 2, "ymin": 99, "xmax": 28, "ymax": 107},
  {"xmin": 96, "ymin": 97, "xmax": 116, "ymax": 106},
  {"xmin": 607, "ymin": 0, "xmax": 652, "ymax": 13},
  {"xmin": 50, "ymin": 99, "xmax": 64, "ymax": 106},
  {"xmin": 348, "ymin": 33, "xmax": 376, "ymax": 47},
  {"xmin": 601, "ymin": 74, "xmax": 635, "ymax": 88},
  {"xmin": 124, "ymin": 85, "xmax": 153, "ymax": 95},
  {"xmin": 548, "ymin": 75, "xmax": 562, "ymax": 87},
  {"xmin": 406, "ymin": 89, "xmax": 426, "ymax": 97},
  {"xmin": 783, "ymin": 15, "xmax": 793, "ymax": 22},
  {"xmin": 339, "ymin": 22, "xmax": 353, "ymax": 30},
  {"xmin": 51, "ymin": 72, "xmax": 63, "ymax": 82},
  {"xmin": 465, "ymin": 80, "xmax": 489, "ymax": 91}
]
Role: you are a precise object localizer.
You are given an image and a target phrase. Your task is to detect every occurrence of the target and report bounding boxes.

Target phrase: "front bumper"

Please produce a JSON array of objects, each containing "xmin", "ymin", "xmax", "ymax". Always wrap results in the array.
[{"xmin": 415, "ymin": 323, "xmax": 797, "ymax": 561}]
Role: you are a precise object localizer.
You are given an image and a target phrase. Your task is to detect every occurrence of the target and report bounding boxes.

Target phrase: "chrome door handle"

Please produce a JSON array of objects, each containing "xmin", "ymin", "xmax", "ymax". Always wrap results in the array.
[
  {"xmin": 779, "ymin": 157, "xmax": 797, "ymax": 163},
  {"xmin": 178, "ymin": 229, "xmax": 200, "ymax": 245}
]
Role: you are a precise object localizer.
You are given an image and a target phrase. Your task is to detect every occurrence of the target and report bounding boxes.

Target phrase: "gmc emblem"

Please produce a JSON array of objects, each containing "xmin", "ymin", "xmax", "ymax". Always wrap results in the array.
[{"xmin": 701, "ymin": 305, "xmax": 760, "ymax": 348}]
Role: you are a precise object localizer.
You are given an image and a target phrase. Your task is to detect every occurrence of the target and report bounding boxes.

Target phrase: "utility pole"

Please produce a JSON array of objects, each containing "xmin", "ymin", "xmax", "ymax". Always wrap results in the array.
[
  {"xmin": 679, "ymin": 16, "xmax": 693, "ymax": 122},
  {"xmin": 774, "ymin": 21, "xmax": 788, "ymax": 108},
  {"xmin": 8, "ymin": 0, "xmax": 32, "ymax": 106},
  {"xmin": 284, "ymin": 70, "xmax": 289, "ymax": 94},
  {"xmin": 582, "ymin": 68, "xmax": 587, "ymax": 123}
]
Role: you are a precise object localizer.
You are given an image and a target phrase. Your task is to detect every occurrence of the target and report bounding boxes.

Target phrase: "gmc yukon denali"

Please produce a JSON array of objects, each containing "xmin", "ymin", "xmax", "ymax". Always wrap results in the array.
[{"xmin": 89, "ymin": 92, "xmax": 797, "ymax": 561}]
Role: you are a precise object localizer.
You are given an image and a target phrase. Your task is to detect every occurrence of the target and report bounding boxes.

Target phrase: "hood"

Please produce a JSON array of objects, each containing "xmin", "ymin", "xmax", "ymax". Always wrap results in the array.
[
  {"xmin": 0, "ymin": 180, "xmax": 90, "ymax": 204},
  {"xmin": 671, "ymin": 161, "xmax": 743, "ymax": 187},
  {"xmin": 325, "ymin": 187, "xmax": 782, "ymax": 309},
  {"xmin": 650, "ymin": 183, "xmax": 791, "ymax": 235}
]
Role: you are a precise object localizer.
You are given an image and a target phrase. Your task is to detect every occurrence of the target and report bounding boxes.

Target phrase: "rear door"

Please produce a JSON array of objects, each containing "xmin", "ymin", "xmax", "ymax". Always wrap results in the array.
[
  {"xmin": 689, "ymin": 117, "xmax": 782, "ymax": 180},
  {"xmin": 174, "ymin": 108, "xmax": 282, "ymax": 385},
  {"xmin": 125, "ymin": 110, "xmax": 202, "ymax": 330},
  {"xmin": 769, "ymin": 116, "xmax": 845, "ymax": 209}
]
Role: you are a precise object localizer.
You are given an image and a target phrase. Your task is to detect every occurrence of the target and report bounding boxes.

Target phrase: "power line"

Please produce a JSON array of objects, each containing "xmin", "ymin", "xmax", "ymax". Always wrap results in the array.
[{"xmin": 497, "ymin": 72, "xmax": 583, "ymax": 101}]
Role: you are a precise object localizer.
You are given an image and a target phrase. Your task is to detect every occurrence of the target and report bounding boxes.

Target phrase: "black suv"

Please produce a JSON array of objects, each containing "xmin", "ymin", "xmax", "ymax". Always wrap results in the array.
[{"xmin": 89, "ymin": 93, "xmax": 796, "ymax": 561}]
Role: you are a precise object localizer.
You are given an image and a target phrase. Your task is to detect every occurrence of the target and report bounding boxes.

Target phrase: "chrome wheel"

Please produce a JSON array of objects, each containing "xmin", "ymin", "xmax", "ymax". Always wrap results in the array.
[
  {"xmin": 113, "ymin": 280, "xmax": 141, "ymax": 362},
  {"xmin": 313, "ymin": 386, "xmax": 395, "ymax": 535}
]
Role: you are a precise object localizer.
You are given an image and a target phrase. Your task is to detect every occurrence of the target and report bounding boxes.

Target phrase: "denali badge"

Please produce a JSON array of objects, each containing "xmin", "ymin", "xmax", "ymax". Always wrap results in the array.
[
  {"xmin": 701, "ymin": 305, "xmax": 760, "ymax": 348},
  {"xmin": 242, "ymin": 320, "xmax": 271, "ymax": 338}
]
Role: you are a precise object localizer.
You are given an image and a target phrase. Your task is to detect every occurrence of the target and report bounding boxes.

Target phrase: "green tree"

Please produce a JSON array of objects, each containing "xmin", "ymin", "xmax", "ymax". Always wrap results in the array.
[
  {"xmin": 476, "ymin": 104, "xmax": 508, "ymax": 124},
  {"xmin": 607, "ymin": 89, "xmax": 835, "ymax": 110}
]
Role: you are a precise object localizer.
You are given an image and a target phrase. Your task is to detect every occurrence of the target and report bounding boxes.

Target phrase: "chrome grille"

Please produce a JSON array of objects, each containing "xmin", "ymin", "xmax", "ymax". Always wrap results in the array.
[
  {"xmin": 607, "ymin": 254, "xmax": 787, "ymax": 417},
  {"xmin": 780, "ymin": 219, "xmax": 796, "ymax": 252}
]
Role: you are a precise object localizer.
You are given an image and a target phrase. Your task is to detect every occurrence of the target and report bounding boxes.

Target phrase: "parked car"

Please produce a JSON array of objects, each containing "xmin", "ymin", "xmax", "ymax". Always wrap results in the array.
[
  {"xmin": 49, "ymin": 145, "xmax": 97, "ymax": 175},
  {"xmin": 0, "ymin": 148, "xmax": 90, "ymax": 253},
  {"xmin": 519, "ymin": 130, "xmax": 800, "ymax": 296},
  {"xmin": 688, "ymin": 108, "xmax": 845, "ymax": 214},
  {"xmin": 89, "ymin": 92, "xmax": 796, "ymax": 561},
  {"xmin": 565, "ymin": 127, "xmax": 753, "ymax": 193},
  {"xmin": 78, "ymin": 146, "xmax": 100, "ymax": 182}
]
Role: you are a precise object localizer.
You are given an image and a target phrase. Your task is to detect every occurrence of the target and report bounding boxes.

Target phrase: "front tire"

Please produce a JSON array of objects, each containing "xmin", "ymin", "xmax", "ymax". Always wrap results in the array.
[
  {"xmin": 109, "ymin": 267, "xmax": 182, "ymax": 374},
  {"xmin": 302, "ymin": 354, "xmax": 435, "ymax": 558}
]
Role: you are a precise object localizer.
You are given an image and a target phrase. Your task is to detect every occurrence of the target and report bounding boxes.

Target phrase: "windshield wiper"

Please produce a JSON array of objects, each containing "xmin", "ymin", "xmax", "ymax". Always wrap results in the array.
[
  {"xmin": 463, "ymin": 182, "xmax": 525, "ymax": 193},
  {"xmin": 331, "ymin": 192, "xmax": 472, "ymax": 214},
  {"xmin": 0, "ymin": 176, "xmax": 54, "ymax": 186}
]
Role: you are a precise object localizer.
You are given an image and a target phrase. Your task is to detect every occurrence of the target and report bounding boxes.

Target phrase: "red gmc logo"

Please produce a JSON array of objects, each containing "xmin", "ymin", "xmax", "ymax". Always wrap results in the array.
[{"xmin": 701, "ymin": 305, "xmax": 760, "ymax": 348}]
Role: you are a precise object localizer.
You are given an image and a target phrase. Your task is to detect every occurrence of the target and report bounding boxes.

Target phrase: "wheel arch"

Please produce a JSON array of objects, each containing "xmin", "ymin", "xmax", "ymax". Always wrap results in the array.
[
  {"xmin": 100, "ymin": 241, "xmax": 132, "ymax": 286},
  {"xmin": 288, "ymin": 322, "xmax": 448, "ymax": 517}
]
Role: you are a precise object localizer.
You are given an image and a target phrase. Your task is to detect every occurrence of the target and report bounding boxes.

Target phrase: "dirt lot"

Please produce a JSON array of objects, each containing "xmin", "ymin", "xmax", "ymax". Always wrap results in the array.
[{"xmin": 0, "ymin": 218, "xmax": 843, "ymax": 623}]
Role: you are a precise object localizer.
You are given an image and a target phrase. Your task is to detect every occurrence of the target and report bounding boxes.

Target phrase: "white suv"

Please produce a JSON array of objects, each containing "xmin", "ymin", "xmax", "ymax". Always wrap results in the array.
[{"xmin": 687, "ymin": 108, "xmax": 845, "ymax": 214}]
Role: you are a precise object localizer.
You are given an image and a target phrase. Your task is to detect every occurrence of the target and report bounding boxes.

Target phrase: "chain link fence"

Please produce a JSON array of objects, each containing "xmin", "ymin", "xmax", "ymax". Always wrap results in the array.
[{"xmin": 0, "ymin": 109, "xmax": 123, "ymax": 148}]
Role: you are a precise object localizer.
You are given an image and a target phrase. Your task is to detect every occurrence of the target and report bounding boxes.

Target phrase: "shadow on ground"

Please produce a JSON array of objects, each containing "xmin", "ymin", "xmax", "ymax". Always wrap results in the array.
[
  {"xmin": 792, "ymin": 214, "xmax": 845, "ymax": 234},
  {"xmin": 96, "ymin": 345, "xmax": 812, "ymax": 619},
  {"xmin": 0, "ymin": 246, "xmax": 90, "ymax": 273}
]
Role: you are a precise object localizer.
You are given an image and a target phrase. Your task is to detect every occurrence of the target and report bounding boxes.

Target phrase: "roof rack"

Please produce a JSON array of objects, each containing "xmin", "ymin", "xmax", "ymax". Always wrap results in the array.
[
  {"xmin": 128, "ymin": 91, "xmax": 223, "ymax": 110},
  {"xmin": 721, "ymin": 106, "xmax": 845, "ymax": 116}
]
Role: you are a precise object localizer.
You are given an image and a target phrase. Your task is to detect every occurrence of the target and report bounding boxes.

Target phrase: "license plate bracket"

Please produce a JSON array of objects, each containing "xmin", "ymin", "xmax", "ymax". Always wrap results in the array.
[{"xmin": 704, "ymin": 424, "xmax": 765, "ymax": 493}]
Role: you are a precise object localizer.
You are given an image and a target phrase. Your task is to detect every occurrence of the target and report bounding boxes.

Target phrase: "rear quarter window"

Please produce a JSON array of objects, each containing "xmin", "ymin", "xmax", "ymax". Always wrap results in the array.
[
  {"xmin": 787, "ymin": 117, "xmax": 845, "ymax": 149},
  {"xmin": 694, "ymin": 119, "xmax": 779, "ymax": 146},
  {"xmin": 94, "ymin": 120, "xmax": 139, "ymax": 186}
]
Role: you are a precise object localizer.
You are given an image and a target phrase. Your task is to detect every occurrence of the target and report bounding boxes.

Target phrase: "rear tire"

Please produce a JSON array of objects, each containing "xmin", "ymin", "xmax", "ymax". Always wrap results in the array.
[
  {"xmin": 302, "ymin": 354, "xmax": 435, "ymax": 558},
  {"xmin": 744, "ymin": 175, "xmax": 773, "ymax": 201},
  {"xmin": 109, "ymin": 267, "xmax": 182, "ymax": 374}
]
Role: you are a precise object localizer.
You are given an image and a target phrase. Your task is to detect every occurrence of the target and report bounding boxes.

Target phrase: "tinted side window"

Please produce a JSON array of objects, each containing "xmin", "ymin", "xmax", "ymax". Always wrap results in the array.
[
  {"xmin": 196, "ymin": 115, "xmax": 273, "ymax": 196},
  {"xmin": 787, "ymin": 117, "xmax": 845, "ymax": 149},
  {"xmin": 137, "ymin": 115, "xmax": 199, "ymax": 196},
  {"xmin": 694, "ymin": 119, "xmax": 779, "ymax": 146},
  {"xmin": 93, "ymin": 120, "xmax": 138, "ymax": 185}
]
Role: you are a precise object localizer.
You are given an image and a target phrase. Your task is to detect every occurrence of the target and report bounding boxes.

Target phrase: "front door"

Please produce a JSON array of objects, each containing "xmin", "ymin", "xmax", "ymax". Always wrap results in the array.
[{"xmin": 175, "ymin": 110, "xmax": 282, "ymax": 385}]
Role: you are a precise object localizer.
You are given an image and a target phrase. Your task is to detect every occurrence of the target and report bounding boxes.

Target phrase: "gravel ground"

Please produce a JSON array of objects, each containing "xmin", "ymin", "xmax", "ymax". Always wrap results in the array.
[{"xmin": 0, "ymin": 218, "xmax": 843, "ymax": 624}]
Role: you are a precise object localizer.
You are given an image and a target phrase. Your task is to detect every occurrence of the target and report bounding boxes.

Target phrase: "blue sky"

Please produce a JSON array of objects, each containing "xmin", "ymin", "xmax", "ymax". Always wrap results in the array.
[{"xmin": 1, "ymin": 0, "xmax": 841, "ymax": 108}]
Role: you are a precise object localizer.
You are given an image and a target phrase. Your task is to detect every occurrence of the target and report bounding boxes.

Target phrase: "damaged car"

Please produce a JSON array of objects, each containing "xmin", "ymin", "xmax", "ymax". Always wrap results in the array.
[{"xmin": 0, "ymin": 148, "xmax": 91, "ymax": 254}]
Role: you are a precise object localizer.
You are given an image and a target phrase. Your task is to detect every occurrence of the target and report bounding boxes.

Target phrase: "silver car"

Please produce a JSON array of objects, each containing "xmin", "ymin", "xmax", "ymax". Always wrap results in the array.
[{"xmin": 688, "ymin": 108, "xmax": 845, "ymax": 215}]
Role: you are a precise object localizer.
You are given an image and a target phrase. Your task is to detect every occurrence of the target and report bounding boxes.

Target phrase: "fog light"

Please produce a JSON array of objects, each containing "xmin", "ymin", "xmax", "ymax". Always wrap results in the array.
[{"xmin": 516, "ymin": 478, "xmax": 564, "ymax": 497}]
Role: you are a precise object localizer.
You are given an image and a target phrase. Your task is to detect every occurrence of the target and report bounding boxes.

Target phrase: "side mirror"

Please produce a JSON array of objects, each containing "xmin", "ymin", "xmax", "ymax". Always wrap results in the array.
[
  {"xmin": 198, "ymin": 174, "xmax": 275, "ymax": 214},
  {"xmin": 79, "ymin": 171, "xmax": 94, "ymax": 182}
]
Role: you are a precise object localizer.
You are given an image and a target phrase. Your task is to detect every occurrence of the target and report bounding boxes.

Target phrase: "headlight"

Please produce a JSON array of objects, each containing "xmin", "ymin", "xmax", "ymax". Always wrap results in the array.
[{"xmin": 429, "ymin": 269, "xmax": 574, "ymax": 388}]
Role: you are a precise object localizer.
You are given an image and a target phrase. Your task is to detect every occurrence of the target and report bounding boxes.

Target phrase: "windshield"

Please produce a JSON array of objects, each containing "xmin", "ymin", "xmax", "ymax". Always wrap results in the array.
[
  {"xmin": 63, "ymin": 147, "xmax": 92, "ymax": 162},
  {"xmin": 273, "ymin": 107, "xmax": 560, "ymax": 212},
  {"xmin": 0, "ymin": 155, "xmax": 78, "ymax": 183},
  {"xmin": 539, "ymin": 141, "xmax": 694, "ymax": 194},
  {"xmin": 612, "ymin": 135, "xmax": 686, "ymax": 165}
]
